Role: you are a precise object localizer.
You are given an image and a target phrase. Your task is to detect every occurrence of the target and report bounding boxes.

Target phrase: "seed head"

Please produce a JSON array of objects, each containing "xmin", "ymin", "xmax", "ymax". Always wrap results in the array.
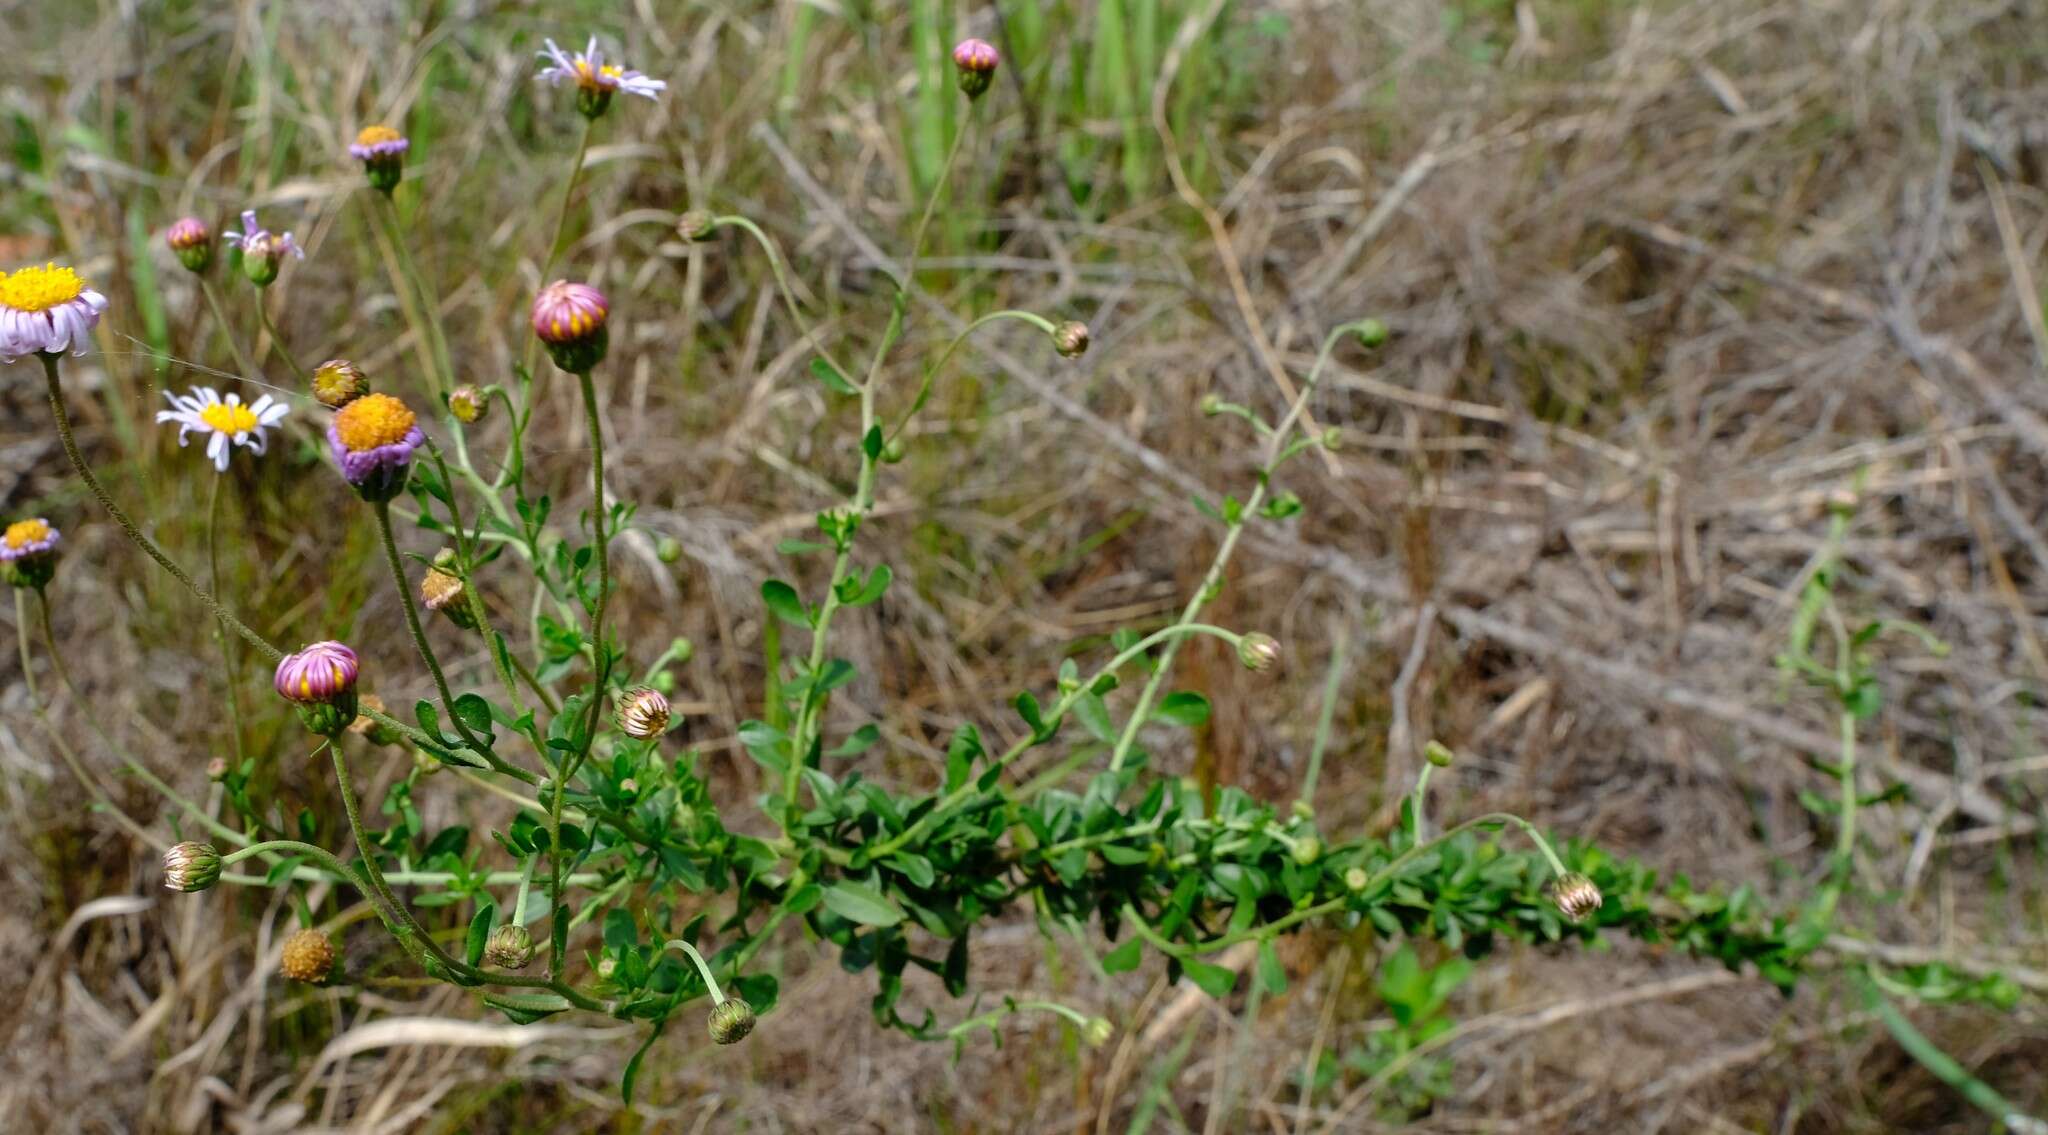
[
  {"xmin": 1053, "ymin": 321, "xmax": 1090, "ymax": 359},
  {"xmin": 420, "ymin": 564, "xmax": 477, "ymax": 630},
  {"xmin": 615, "ymin": 685, "xmax": 672, "ymax": 740},
  {"xmin": 676, "ymin": 209, "xmax": 717, "ymax": 242},
  {"xmin": 708, "ymin": 997, "xmax": 756, "ymax": 1044},
  {"xmin": 446, "ymin": 384, "xmax": 487, "ymax": 424},
  {"xmin": 166, "ymin": 217, "xmax": 213, "ymax": 273},
  {"xmin": 1237, "ymin": 633, "xmax": 1280, "ymax": 673},
  {"xmin": 279, "ymin": 928, "xmax": 336, "ymax": 983},
  {"xmin": 311, "ymin": 359, "xmax": 370, "ymax": 409},
  {"xmin": 951, "ymin": 38, "xmax": 999, "ymax": 98},
  {"xmin": 1547, "ymin": 872, "xmax": 1603, "ymax": 923},
  {"xmin": 485, "ymin": 923, "xmax": 536, "ymax": 969},
  {"xmin": 162, "ymin": 841, "xmax": 222, "ymax": 892}
]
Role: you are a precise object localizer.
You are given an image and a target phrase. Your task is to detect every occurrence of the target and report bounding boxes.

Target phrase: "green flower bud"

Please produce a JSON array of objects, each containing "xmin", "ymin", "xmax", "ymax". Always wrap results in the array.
[
  {"xmin": 485, "ymin": 923, "xmax": 536, "ymax": 969},
  {"xmin": 1344, "ymin": 866, "xmax": 1369, "ymax": 891},
  {"xmin": 162, "ymin": 841, "xmax": 222, "ymax": 892},
  {"xmin": 656, "ymin": 535, "xmax": 683, "ymax": 563},
  {"xmin": 1290, "ymin": 836, "xmax": 1321, "ymax": 866},
  {"xmin": 1354, "ymin": 318, "xmax": 1389, "ymax": 349},
  {"xmin": 1053, "ymin": 321, "xmax": 1090, "ymax": 359},
  {"xmin": 708, "ymin": 997, "xmax": 756, "ymax": 1044},
  {"xmin": 447, "ymin": 384, "xmax": 488, "ymax": 424},
  {"xmin": 1237, "ymin": 633, "xmax": 1281, "ymax": 673},
  {"xmin": 1082, "ymin": 1017, "xmax": 1115, "ymax": 1047},
  {"xmin": 677, "ymin": 209, "xmax": 717, "ymax": 242},
  {"xmin": 1424, "ymin": 741, "xmax": 1455, "ymax": 768}
]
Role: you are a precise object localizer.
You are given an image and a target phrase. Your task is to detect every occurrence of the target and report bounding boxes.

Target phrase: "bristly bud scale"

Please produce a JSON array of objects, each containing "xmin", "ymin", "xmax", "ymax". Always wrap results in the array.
[{"xmin": 485, "ymin": 924, "xmax": 536, "ymax": 969}]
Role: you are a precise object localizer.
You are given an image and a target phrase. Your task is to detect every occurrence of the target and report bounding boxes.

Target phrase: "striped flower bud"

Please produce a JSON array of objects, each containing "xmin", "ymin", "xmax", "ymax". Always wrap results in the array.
[
  {"xmin": 166, "ymin": 217, "xmax": 213, "ymax": 274},
  {"xmin": 1237, "ymin": 633, "xmax": 1280, "ymax": 673},
  {"xmin": 1053, "ymin": 321, "xmax": 1090, "ymax": 359},
  {"xmin": 162, "ymin": 841, "xmax": 222, "ymax": 892},
  {"xmin": 531, "ymin": 280, "xmax": 609, "ymax": 373},
  {"xmin": 1547, "ymin": 873, "xmax": 1603, "ymax": 923},
  {"xmin": 951, "ymin": 38, "xmax": 999, "ymax": 98},
  {"xmin": 708, "ymin": 997, "xmax": 756, "ymax": 1044},
  {"xmin": 275, "ymin": 640, "xmax": 360, "ymax": 736},
  {"xmin": 615, "ymin": 685, "xmax": 671, "ymax": 740}
]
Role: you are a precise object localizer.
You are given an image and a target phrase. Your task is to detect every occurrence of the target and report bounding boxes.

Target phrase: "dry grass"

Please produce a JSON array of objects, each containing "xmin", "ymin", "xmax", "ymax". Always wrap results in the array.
[{"xmin": 4, "ymin": 0, "xmax": 2048, "ymax": 1130}]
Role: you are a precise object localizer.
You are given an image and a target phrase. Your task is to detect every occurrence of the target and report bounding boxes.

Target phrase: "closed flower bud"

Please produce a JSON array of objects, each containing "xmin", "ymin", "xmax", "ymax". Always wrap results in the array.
[
  {"xmin": 676, "ymin": 209, "xmax": 717, "ymax": 242},
  {"xmin": 1425, "ymin": 741, "xmax": 1455, "ymax": 768},
  {"xmin": 708, "ymin": 997, "xmax": 756, "ymax": 1044},
  {"xmin": 1290, "ymin": 835, "xmax": 1321, "ymax": 866},
  {"xmin": 0, "ymin": 518, "xmax": 61, "ymax": 591},
  {"xmin": 618, "ymin": 777, "xmax": 638, "ymax": 796},
  {"xmin": 279, "ymin": 928, "xmax": 336, "ymax": 983},
  {"xmin": 485, "ymin": 923, "xmax": 536, "ymax": 969},
  {"xmin": 656, "ymin": 535, "xmax": 682, "ymax": 563},
  {"xmin": 1200, "ymin": 394, "xmax": 1225, "ymax": 416},
  {"xmin": 162, "ymin": 841, "xmax": 222, "ymax": 892},
  {"xmin": 311, "ymin": 359, "xmax": 370, "ymax": 409},
  {"xmin": 1354, "ymin": 318, "xmax": 1389, "ymax": 349},
  {"xmin": 1547, "ymin": 873, "xmax": 1603, "ymax": 923},
  {"xmin": 1053, "ymin": 321, "xmax": 1090, "ymax": 358},
  {"xmin": 1320, "ymin": 427, "xmax": 1342, "ymax": 451},
  {"xmin": 206, "ymin": 756, "xmax": 230, "ymax": 781},
  {"xmin": 1237, "ymin": 632, "xmax": 1280, "ymax": 673},
  {"xmin": 531, "ymin": 280, "xmax": 609, "ymax": 373},
  {"xmin": 275, "ymin": 640, "xmax": 361, "ymax": 736},
  {"xmin": 166, "ymin": 217, "xmax": 213, "ymax": 273},
  {"xmin": 420, "ymin": 564, "xmax": 478, "ymax": 630},
  {"xmin": 951, "ymin": 37, "xmax": 999, "ymax": 98},
  {"xmin": 1344, "ymin": 866, "xmax": 1370, "ymax": 891},
  {"xmin": 1082, "ymin": 1017, "xmax": 1115, "ymax": 1047},
  {"xmin": 446, "ymin": 384, "xmax": 487, "ymax": 424},
  {"xmin": 597, "ymin": 956, "xmax": 620, "ymax": 981},
  {"xmin": 349, "ymin": 125, "xmax": 410, "ymax": 194},
  {"xmin": 615, "ymin": 685, "xmax": 671, "ymax": 740}
]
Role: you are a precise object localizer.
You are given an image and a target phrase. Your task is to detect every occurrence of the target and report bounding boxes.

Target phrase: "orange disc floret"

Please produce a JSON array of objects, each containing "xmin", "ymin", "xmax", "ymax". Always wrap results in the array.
[
  {"xmin": 355, "ymin": 124, "xmax": 404, "ymax": 148},
  {"xmin": 332, "ymin": 393, "xmax": 418, "ymax": 452},
  {"xmin": 4, "ymin": 518, "xmax": 53, "ymax": 552},
  {"xmin": 279, "ymin": 928, "xmax": 336, "ymax": 983}
]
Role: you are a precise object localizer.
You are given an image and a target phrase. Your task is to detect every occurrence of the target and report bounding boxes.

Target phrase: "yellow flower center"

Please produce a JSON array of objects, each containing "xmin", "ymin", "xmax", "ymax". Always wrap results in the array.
[
  {"xmin": 0, "ymin": 263, "xmax": 87, "ymax": 313},
  {"xmin": 199, "ymin": 400, "xmax": 260, "ymax": 436},
  {"xmin": 356, "ymin": 124, "xmax": 403, "ymax": 146},
  {"xmin": 3, "ymin": 519, "xmax": 51, "ymax": 550},
  {"xmin": 573, "ymin": 60, "xmax": 624, "ymax": 89},
  {"xmin": 333, "ymin": 393, "xmax": 417, "ymax": 451}
]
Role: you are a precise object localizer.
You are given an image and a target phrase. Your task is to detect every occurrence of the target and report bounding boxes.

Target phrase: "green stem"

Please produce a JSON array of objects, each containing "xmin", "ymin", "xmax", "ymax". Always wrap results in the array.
[
  {"xmin": 712, "ymin": 214, "xmax": 852, "ymax": 382},
  {"xmin": 206, "ymin": 476, "xmax": 249, "ymax": 768},
  {"xmin": 378, "ymin": 192, "xmax": 456, "ymax": 399},
  {"xmin": 1298, "ymin": 623, "xmax": 1349, "ymax": 812},
  {"xmin": 370, "ymin": 499, "xmax": 494, "ymax": 757},
  {"xmin": 199, "ymin": 278, "xmax": 259, "ymax": 380},
  {"xmin": 15, "ymin": 588, "xmax": 37, "ymax": 705},
  {"xmin": 522, "ymin": 117, "xmax": 594, "ymax": 379},
  {"xmin": 256, "ymin": 302, "xmax": 309, "ymax": 383},
  {"xmin": 40, "ymin": 353, "xmax": 282, "ymax": 662},
  {"xmin": 666, "ymin": 939, "xmax": 730, "ymax": 1004},
  {"xmin": 886, "ymin": 308, "xmax": 1057, "ymax": 441}
]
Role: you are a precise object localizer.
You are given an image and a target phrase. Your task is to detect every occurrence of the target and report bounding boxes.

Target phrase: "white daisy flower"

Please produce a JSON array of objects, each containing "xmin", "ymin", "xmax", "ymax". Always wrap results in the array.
[
  {"xmin": 536, "ymin": 36, "xmax": 667, "ymax": 102},
  {"xmin": 0, "ymin": 262, "xmax": 109, "ymax": 362},
  {"xmin": 157, "ymin": 386, "xmax": 290, "ymax": 472}
]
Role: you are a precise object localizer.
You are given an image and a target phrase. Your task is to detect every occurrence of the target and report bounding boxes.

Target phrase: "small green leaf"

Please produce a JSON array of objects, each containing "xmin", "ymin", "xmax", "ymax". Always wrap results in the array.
[
  {"xmin": 1102, "ymin": 936, "xmax": 1143, "ymax": 974},
  {"xmin": 466, "ymin": 901, "xmax": 496, "ymax": 967},
  {"xmin": 810, "ymin": 356, "xmax": 858, "ymax": 394},
  {"xmin": 451, "ymin": 693, "xmax": 496, "ymax": 739},
  {"xmin": 1256, "ymin": 940, "xmax": 1287, "ymax": 995},
  {"xmin": 761, "ymin": 579, "xmax": 810, "ymax": 627},
  {"xmin": 822, "ymin": 881, "xmax": 907, "ymax": 927},
  {"xmin": 1182, "ymin": 957, "xmax": 1238, "ymax": 998},
  {"xmin": 1155, "ymin": 691, "xmax": 1211, "ymax": 728}
]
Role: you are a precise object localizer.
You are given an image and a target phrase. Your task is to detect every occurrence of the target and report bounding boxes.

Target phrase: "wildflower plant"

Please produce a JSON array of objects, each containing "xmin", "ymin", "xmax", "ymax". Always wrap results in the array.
[{"xmin": 4, "ymin": 18, "xmax": 2031, "ymax": 1118}]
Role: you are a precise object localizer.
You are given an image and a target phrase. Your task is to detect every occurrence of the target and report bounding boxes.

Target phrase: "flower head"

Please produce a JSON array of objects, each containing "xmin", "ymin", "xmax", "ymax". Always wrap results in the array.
[
  {"xmin": 311, "ymin": 359, "xmax": 370, "ymax": 409},
  {"xmin": 952, "ymin": 38, "xmax": 1000, "ymax": 98},
  {"xmin": 1237, "ymin": 632, "xmax": 1280, "ymax": 673},
  {"xmin": 676, "ymin": 209, "xmax": 716, "ymax": 243},
  {"xmin": 162, "ymin": 841, "xmax": 222, "ymax": 892},
  {"xmin": 276, "ymin": 640, "xmax": 360, "ymax": 735},
  {"xmin": 166, "ymin": 218, "xmax": 214, "ymax": 273},
  {"xmin": 446, "ymin": 384, "xmax": 487, "ymax": 424},
  {"xmin": 531, "ymin": 280, "xmax": 609, "ymax": 372},
  {"xmin": 615, "ymin": 686, "xmax": 671, "ymax": 740},
  {"xmin": 1053, "ymin": 321, "xmax": 1090, "ymax": 359},
  {"xmin": 536, "ymin": 37, "xmax": 666, "ymax": 118},
  {"xmin": 1547, "ymin": 872, "xmax": 1603, "ymax": 923},
  {"xmin": 0, "ymin": 518, "xmax": 61, "ymax": 590},
  {"xmin": 222, "ymin": 210, "xmax": 304, "ymax": 286},
  {"xmin": 0, "ymin": 262, "xmax": 108, "ymax": 362},
  {"xmin": 421, "ymin": 558, "xmax": 478, "ymax": 630},
  {"xmin": 328, "ymin": 393, "xmax": 425, "ymax": 502},
  {"xmin": 279, "ymin": 928, "xmax": 335, "ymax": 983},
  {"xmin": 349, "ymin": 125, "xmax": 410, "ymax": 193},
  {"xmin": 485, "ymin": 924, "xmax": 536, "ymax": 969},
  {"xmin": 157, "ymin": 386, "xmax": 289, "ymax": 473},
  {"xmin": 708, "ymin": 997, "xmax": 756, "ymax": 1044}
]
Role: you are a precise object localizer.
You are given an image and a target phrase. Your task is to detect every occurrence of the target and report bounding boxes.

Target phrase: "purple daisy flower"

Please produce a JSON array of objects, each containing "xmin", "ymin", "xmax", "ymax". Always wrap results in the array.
[{"xmin": 327, "ymin": 392, "xmax": 425, "ymax": 503}]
